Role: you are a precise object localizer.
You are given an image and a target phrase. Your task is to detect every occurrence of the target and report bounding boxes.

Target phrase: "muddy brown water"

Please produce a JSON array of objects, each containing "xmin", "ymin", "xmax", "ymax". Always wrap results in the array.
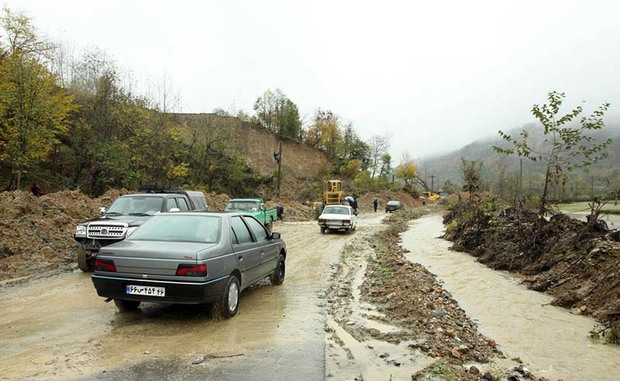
[{"xmin": 402, "ymin": 215, "xmax": 620, "ymax": 381}]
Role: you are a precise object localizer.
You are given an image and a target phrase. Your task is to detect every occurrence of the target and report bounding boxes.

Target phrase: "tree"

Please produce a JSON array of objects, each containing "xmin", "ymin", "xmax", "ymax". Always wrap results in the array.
[
  {"xmin": 395, "ymin": 160, "xmax": 418, "ymax": 187},
  {"xmin": 461, "ymin": 158, "xmax": 483, "ymax": 206},
  {"xmin": 494, "ymin": 91, "xmax": 612, "ymax": 215},
  {"xmin": 367, "ymin": 134, "xmax": 390, "ymax": 178},
  {"xmin": 342, "ymin": 124, "xmax": 370, "ymax": 162},
  {"xmin": 62, "ymin": 50, "xmax": 144, "ymax": 194},
  {"xmin": 379, "ymin": 153, "xmax": 392, "ymax": 178},
  {"xmin": 253, "ymin": 89, "xmax": 301, "ymax": 140},
  {"xmin": 303, "ymin": 109, "xmax": 343, "ymax": 160},
  {"xmin": 0, "ymin": 9, "xmax": 75, "ymax": 190}
]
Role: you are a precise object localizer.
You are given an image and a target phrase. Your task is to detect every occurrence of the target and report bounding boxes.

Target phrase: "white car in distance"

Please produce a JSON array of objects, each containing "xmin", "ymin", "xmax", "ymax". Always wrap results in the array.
[{"xmin": 318, "ymin": 205, "xmax": 357, "ymax": 234}]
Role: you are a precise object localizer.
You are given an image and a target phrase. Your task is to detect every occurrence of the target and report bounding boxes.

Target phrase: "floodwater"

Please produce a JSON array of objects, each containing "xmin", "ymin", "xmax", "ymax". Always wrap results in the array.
[{"xmin": 402, "ymin": 215, "xmax": 620, "ymax": 381}]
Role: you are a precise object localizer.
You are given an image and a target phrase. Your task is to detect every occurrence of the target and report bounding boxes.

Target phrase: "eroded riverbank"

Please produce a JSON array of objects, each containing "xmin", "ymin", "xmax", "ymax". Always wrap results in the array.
[{"xmin": 402, "ymin": 215, "xmax": 620, "ymax": 380}]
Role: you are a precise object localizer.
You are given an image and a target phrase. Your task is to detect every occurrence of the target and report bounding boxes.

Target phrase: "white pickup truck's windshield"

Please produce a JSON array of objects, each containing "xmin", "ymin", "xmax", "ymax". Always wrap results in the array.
[
  {"xmin": 225, "ymin": 201, "xmax": 260, "ymax": 212},
  {"xmin": 107, "ymin": 196, "xmax": 164, "ymax": 216}
]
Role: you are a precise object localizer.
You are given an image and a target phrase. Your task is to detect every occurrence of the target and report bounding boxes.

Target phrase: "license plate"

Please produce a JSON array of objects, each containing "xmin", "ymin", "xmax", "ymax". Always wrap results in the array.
[{"xmin": 125, "ymin": 285, "xmax": 165, "ymax": 297}]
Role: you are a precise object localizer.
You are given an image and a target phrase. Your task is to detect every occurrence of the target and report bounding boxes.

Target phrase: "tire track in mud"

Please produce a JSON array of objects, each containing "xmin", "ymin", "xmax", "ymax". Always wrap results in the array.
[{"xmin": 322, "ymin": 215, "xmax": 436, "ymax": 380}]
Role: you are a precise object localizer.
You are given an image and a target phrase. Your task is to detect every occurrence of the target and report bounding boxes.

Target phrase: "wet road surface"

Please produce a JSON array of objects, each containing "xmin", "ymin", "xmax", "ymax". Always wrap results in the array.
[{"xmin": 0, "ymin": 216, "xmax": 381, "ymax": 381}]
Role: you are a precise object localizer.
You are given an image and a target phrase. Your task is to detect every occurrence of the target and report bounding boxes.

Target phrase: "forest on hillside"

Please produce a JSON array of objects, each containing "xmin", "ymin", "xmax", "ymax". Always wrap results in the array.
[
  {"xmin": 419, "ymin": 122, "xmax": 620, "ymax": 203},
  {"xmin": 2, "ymin": 8, "xmax": 618, "ymax": 205},
  {"xmin": 0, "ymin": 9, "xmax": 395, "ymax": 198}
]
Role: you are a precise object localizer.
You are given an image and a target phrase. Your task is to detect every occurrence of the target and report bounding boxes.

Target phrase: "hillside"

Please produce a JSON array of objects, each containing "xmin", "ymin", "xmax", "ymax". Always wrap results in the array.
[
  {"xmin": 173, "ymin": 113, "xmax": 329, "ymax": 201},
  {"xmin": 418, "ymin": 123, "xmax": 620, "ymax": 199}
]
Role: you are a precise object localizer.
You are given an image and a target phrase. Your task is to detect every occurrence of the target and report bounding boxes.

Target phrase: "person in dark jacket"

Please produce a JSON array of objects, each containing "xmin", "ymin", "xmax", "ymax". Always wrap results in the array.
[
  {"xmin": 373, "ymin": 198, "xmax": 378, "ymax": 212},
  {"xmin": 30, "ymin": 183, "xmax": 42, "ymax": 197}
]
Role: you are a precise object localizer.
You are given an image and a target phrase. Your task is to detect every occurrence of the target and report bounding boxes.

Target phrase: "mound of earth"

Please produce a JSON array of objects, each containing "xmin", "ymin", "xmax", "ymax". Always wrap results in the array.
[{"xmin": 0, "ymin": 189, "xmax": 127, "ymax": 284}]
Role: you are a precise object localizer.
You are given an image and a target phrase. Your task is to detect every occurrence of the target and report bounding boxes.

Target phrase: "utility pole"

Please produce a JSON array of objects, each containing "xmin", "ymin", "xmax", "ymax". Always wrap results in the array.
[
  {"xmin": 274, "ymin": 142, "xmax": 282, "ymax": 200},
  {"xmin": 430, "ymin": 175, "xmax": 435, "ymax": 192}
]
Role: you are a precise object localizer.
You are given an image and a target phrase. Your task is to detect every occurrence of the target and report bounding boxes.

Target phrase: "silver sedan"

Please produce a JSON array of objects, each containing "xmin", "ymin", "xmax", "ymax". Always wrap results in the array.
[{"xmin": 91, "ymin": 212, "xmax": 286, "ymax": 318}]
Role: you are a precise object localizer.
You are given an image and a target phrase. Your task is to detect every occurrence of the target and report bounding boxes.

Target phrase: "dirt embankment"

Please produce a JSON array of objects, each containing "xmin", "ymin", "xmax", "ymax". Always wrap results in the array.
[
  {"xmin": 0, "ymin": 190, "xmax": 121, "ymax": 283},
  {"xmin": 174, "ymin": 114, "xmax": 329, "ymax": 201},
  {"xmin": 442, "ymin": 198, "xmax": 620, "ymax": 340}
]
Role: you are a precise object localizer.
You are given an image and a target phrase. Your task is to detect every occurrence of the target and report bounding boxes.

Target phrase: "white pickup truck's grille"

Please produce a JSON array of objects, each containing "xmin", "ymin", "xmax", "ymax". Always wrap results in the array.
[{"xmin": 87, "ymin": 223, "xmax": 128, "ymax": 239}]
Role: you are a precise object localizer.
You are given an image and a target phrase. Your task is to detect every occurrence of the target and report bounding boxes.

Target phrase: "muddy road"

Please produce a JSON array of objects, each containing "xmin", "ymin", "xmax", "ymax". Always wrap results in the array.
[{"xmin": 0, "ymin": 213, "xmax": 385, "ymax": 381}]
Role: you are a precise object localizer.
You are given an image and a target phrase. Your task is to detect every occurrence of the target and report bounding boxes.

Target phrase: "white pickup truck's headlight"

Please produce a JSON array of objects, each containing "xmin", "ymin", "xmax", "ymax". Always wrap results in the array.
[{"xmin": 74, "ymin": 225, "xmax": 87, "ymax": 238}]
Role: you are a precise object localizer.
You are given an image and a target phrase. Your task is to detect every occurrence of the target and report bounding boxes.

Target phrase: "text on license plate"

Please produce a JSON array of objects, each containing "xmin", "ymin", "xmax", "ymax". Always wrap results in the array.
[{"xmin": 126, "ymin": 285, "xmax": 165, "ymax": 297}]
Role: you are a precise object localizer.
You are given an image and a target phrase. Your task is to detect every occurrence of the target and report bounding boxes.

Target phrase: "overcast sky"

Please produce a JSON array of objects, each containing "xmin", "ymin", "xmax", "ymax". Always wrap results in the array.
[{"xmin": 3, "ymin": 0, "xmax": 620, "ymax": 160}]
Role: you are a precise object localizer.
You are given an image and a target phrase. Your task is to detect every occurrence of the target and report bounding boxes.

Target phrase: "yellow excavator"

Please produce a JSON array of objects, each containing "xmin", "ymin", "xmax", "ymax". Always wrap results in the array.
[{"xmin": 415, "ymin": 176, "xmax": 441, "ymax": 201}]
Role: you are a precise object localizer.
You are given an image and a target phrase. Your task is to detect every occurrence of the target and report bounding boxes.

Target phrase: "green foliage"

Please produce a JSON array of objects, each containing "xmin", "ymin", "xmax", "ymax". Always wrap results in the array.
[
  {"xmin": 427, "ymin": 361, "xmax": 456, "ymax": 381},
  {"xmin": 341, "ymin": 159, "xmax": 362, "ymax": 178},
  {"xmin": 605, "ymin": 324, "xmax": 620, "ymax": 344},
  {"xmin": 253, "ymin": 89, "xmax": 301, "ymax": 140},
  {"xmin": 166, "ymin": 162, "xmax": 190, "ymax": 186},
  {"xmin": 395, "ymin": 161, "xmax": 417, "ymax": 186},
  {"xmin": 304, "ymin": 108, "xmax": 343, "ymax": 159},
  {"xmin": 442, "ymin": 179, "xmax": 459, "ymax": 194},
  {"xmin": 0, "ymin": 7, "xmax": 388, "ymax": 197},
  {"xmin": 495, "ymin": 91, "xmax": 612, "ymax": 214},
  {"xmin": 0, "ymin": 9, "xmax": 75, "ymax": 190}
]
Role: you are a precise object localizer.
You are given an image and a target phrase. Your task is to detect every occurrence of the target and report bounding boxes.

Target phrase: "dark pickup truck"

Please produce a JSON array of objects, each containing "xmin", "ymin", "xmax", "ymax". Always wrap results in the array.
[{"xmin": 73, "ymin": 190, "xmax": 208, "ymax": 272}]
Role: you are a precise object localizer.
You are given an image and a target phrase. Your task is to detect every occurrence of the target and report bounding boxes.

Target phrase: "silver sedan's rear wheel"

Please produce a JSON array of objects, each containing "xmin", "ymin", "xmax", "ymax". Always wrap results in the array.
[{"xmin": 216, "ymin": 276, "xmax": 240, "ymax": 319}]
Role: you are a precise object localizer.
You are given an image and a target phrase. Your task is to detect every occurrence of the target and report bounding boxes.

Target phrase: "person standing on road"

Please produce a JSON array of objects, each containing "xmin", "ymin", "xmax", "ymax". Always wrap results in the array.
[{"xmin": 373, "ymin": 198, "xmax": 378, "ymax": 212}]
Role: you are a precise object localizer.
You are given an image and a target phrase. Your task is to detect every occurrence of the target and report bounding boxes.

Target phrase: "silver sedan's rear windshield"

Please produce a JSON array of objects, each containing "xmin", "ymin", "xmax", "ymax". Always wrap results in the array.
[{"xmin": 129, "ymin": 215, "xmax": 221, "ymax": 243}]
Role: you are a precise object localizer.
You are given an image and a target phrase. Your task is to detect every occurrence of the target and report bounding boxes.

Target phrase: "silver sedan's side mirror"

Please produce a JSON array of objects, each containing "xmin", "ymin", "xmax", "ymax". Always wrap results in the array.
[{"xmin": 99, "ymin": 207, "xmax": 106, "ymax": 216}]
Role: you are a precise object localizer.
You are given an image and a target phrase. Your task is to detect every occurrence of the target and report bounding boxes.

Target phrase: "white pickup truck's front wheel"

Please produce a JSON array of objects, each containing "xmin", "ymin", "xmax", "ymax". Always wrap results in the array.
[{"xmin": 77, "ymin": 246, "xmax": 95, "ymax": 272}]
